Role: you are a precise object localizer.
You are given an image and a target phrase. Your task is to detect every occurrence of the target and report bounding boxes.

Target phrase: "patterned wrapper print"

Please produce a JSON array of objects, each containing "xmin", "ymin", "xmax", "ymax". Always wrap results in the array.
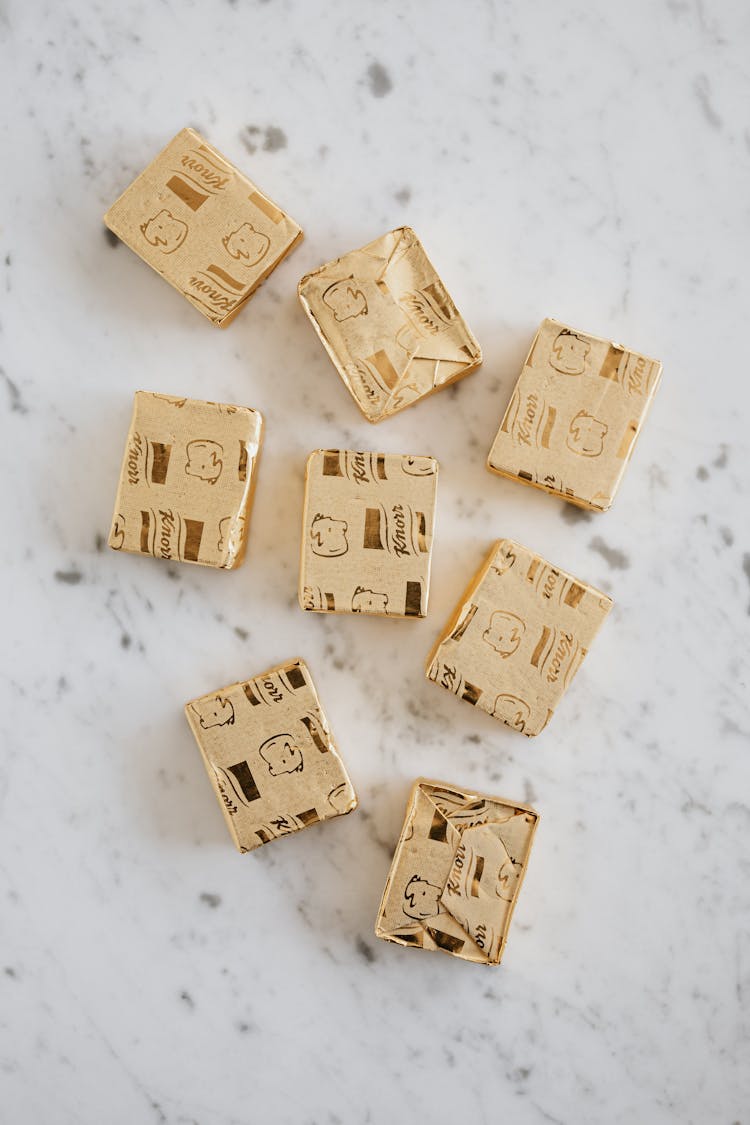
[
  {"xmin": 184, "ymin": 659, "xmax": 357, "ymax": 853},
  {"xmin": 104, "ymin": 127, "xmax": 303, "ymax": 326},
  {"xmin": 298, "ymin": 227, "xmax": 482, "ymax": 422},
  {"xmin": 299, "ymin": 449, "xmax": 439, "ymax": 619},
  {"xmin": 426, "ymin": 538, "xmax": 612, "ymax": 735},
  {"xmin": 487, "ymin": 318, "xmax": 662, "ymax": 511},
  {"xmin": 108, "ymin": 391, "xmax": 263, "ymax": 570},
  {"xmin": 375, "ymin": 779, "xmax": 539, "ymax": 965}
]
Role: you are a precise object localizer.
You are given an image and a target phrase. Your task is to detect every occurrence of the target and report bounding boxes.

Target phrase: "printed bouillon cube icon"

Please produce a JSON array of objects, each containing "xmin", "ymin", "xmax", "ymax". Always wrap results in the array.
[
  {"xmin": 105, "ymin": 127, "xmax": 302, "ymax": 326},
  {"xmin": 299, "ymin": 449, "xmax": 439, "ymax": 619},
  {"xmin": 185, "ymin": 659, "xmax": 357, "ymax": 853},
  {"xmin": 487, "ymin": 318, "xmax": 662, "ymax": 511},
  {"xmin": 298, "ymin": 227, "xmax": 482, "ymax": 422},
  {"xmin": 426, "ymin": 539, "xmax": 612, "ymax": 735},
  {"xmin": 108, "ymin": 391, "xmax": 263, "ymax": 569},
  {"xmin": 375, "ymin": 779, "xmax": 539, "ymax": 965}
]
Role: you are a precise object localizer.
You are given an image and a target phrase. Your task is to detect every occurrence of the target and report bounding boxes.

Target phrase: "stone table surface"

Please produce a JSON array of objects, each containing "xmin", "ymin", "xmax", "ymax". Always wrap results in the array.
[{"xmin": 2, "ymin": 1, "xmax": 749, "ymax": 1122}]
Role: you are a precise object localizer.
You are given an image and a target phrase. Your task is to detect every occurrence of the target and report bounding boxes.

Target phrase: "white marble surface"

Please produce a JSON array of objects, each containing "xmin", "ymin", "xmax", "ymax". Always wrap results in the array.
[{"xmin": 2, "ymin": 1, "xmax": 749, "ymax": 1121}]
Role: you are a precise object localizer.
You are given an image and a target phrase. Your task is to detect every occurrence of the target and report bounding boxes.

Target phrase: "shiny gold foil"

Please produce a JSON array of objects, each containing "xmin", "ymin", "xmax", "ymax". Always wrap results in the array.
[
  {"xmin": 298, "ymin": 227, "xmax": 482, "ymax": 422},
  {"xmin": 299, "ymin": 449, "xmax": 438, "ymax": 619},
  {"xmin": 426, "ymin": 539, "xmax": 612, "ymax": 735},
  {"xmin": 108, "ymin": 391, "xmax": 263, "ymax": 570},
  {"xmin": 104, "ymin": 127, "xmax": 302, "ymax": 326},
  {"xmin": 375, "ymin": 778, "xmax": 539, "ymax": 965},
  {"xmin": 487, "ymin": 318, "xmax": 662, "ymax": 511},
  {"xmin": 185, "ymin": 659, "xmax": 357, "ymax": 853}
]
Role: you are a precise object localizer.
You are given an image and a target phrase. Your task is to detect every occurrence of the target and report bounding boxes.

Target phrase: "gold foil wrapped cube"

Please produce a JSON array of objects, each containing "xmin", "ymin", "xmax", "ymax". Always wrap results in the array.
[
  {"xmin": 375, "ymin": 778, "xmax": 539, "ymax": 965},
  {"xmin": 185, "ymin": 659, "xmax": 357, "ymax": 853},
  {"xmin": 104, "ymin": 127, "xmax": 302, "ymax": 326},
  {"xmin": 299, "ymin": 449, "xmax": 438, "ymax": 619},
  {"xmin": 427, "ymin": 539, "xmax": 612, "ymax": 735},
  {"xmin": 108, "ymin": 391, "xmax": 263, "ymax": 570},
  {"xmin": 487, "ymin": 318, "xmax": 662, "ymax": 511},
  {"xmin": 298, "ymin": 227, "xmax": 482, "ymax": 422}
]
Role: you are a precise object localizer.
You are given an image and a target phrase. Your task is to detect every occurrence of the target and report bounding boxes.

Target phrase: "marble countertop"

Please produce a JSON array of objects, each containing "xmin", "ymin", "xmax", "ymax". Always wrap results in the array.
[{"xmin": 2, "ymin": 1, "xmax": 749, "ymax": 1122}]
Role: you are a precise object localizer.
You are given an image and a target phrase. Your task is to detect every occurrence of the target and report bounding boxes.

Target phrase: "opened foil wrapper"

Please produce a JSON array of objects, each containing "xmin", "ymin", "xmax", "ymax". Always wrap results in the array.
[
  {"xmin": 298, "ymin": 227, "xmax": 481, "ymax": 422},
  {"xmin": 376, "ymin": 778, "xmax": 539, "ymax": 965}
]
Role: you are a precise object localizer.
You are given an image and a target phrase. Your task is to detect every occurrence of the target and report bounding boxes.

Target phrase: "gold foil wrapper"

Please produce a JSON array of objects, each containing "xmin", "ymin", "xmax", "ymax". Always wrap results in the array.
[
  {"xmin": 298, "ymin": 227, "xmax": 482, "ymax": 422},
  {"xmin": 426, "ymin": 539, "xmax": 612, "ymax": 736},
  {"xmin": 104, "ymin": 127, "xmax": 302, "ymax": 326},
  {"xmin": 487, "ymin": 318, "xmax": 662, "ymax": 511},
  {"xmin": 185, "ymin": 659, "xmax": 357, "ymax": 853},
  {"xmin": 108, "ymin": 391, "xmax": 263, "ymax": 570},
  {"xmin": 299, "ymin": 449, "xmax": 438, "ymax": 619},
  {"xmin": 375, "ymin": 778, "xmax": 539, "ymax": 965}
]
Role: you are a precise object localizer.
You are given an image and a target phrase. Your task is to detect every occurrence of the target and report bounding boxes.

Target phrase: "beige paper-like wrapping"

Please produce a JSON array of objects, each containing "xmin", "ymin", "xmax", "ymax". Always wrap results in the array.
[
  {"xmin": 104, "ymin": 127, "xmax": 302, "ymax": 326},
  {"xmin": 375, "ymin": 778, "xmax": 539, "ymax": 965},
  {"xmin": 426, "ymin": 539, "xmax": 612, "ymax": 736},
  {"xmin": 298, "ymin": 227, "xmax": 482, "ymax": 422},
  {"xmin": 487, "ymin": 318, "xmax": 662, "ymax": 511},
  {"xmin": 299, "ymin": 449, "xmax": 439, "ymax": 619},
  {"xmin": 108, "ymin": 391, "xmax": 263, "ymax": 570},
  {"xmin": 185, "ymin": 659, "xmax": 357, "ymax": 853}
]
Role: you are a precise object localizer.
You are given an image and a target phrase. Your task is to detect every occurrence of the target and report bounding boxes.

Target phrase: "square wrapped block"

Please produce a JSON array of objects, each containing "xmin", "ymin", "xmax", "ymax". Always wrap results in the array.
[
  {"xmin": 185, "ymin": 659, "xmax": 357, "ymax": 853},
  {"xmin": 487, "ymin": 318, "xmax": 662, "ymax": 511},
  {"xmin": 426, "ymin": 539, "xmax": 612, "ymax": 735},
  {"xmin": 375, "ymin": 779, "xmax": 539, "ymax": 965},
  {"xmin": 298, "ymin": 227, "xmax": 481, "ymax": 422},
  {"xmin": 108, "ymin": 391, "xmax": 263, "ymax": 569},
  {"xmin": 104, "ymin": 127, "xmax": 302, "ymax": 326},
  {"xmin": 299, "ymin": 449, "xmax": 439, "ymax": 619}
]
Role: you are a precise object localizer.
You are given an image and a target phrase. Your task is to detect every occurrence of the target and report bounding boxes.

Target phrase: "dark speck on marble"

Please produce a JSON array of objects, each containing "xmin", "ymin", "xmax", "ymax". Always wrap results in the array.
[
  {"xmin": 1, "ymin": 368, "xmax": 29, "ymax": 415},
  {"xmin": 589, "ymin": 537, "xmax": 630, "ymax": 570},
  {"xmin": 79, "ymin": 137, "xmax": 94, "ymax": 175},
  {"xmin": 200, "ymin": 892, "xmax": 221, "ymax": 909},
  {"xmin": 54, "ymin": 568, "xmax": 83, "ymax": 585},
  {"xmin": 366, "ymin": 61, "xmax": 393, "ymax": 98},
  {"xmin": 693, "ymin": 75, "xmax": 723, "ymax": 129},
  {"xmin": 355, "ymin": 936, "xmax": 376, "ymax": 964},
  {"xmin": 696, "ymin": 465, "xmax": 709, "ymax": 480},
  {"xmin": 561, "ymin": 505, "xmax": 593, "ymax": 525},
  {"xmin": 263, "ymin": 125, "xmax": 286, "ymax": 151},
  {"xmin": 242, "ymin": 124, "xmax": 287, "ymax": 154}
]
